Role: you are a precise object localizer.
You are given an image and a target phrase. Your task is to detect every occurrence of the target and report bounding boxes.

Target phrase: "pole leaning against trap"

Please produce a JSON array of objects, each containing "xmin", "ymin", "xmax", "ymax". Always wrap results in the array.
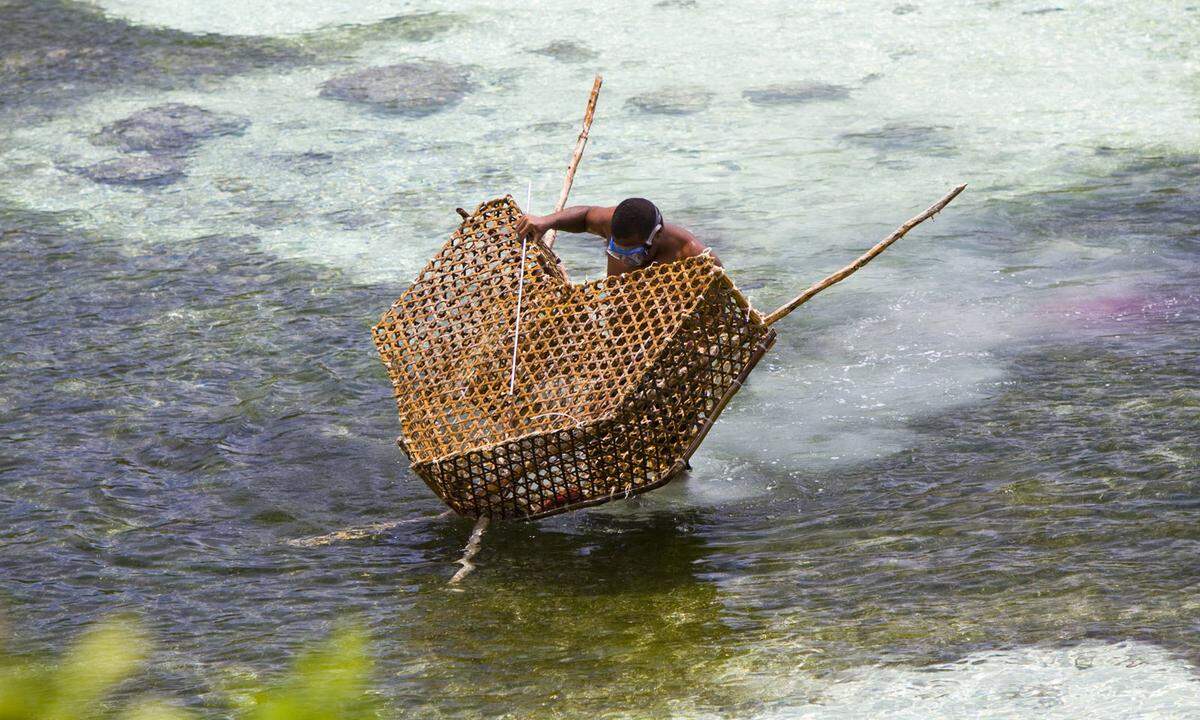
[
  {"xmin": 543, "ymin": 74, "xmax": 603, "ymax": 251},
  {"xmin": 508, "ymin": 75, "xmax": 602, "ymax": 395}
]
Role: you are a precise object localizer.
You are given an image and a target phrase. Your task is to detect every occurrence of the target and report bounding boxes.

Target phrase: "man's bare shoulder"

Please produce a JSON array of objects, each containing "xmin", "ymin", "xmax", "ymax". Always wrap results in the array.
[
  {"xmin": 662, "ymin": 223, "xmax": 710, "ymax": 258},
  {"xmin": 584, "ymin": 205, "xmax": 616, "ymax": 237}
]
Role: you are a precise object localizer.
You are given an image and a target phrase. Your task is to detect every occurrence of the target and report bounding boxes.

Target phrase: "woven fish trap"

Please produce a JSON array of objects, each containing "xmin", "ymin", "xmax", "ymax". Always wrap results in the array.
[{"xmin": 373, "ymin": 196, "xmax": 776, "ymax": 520}]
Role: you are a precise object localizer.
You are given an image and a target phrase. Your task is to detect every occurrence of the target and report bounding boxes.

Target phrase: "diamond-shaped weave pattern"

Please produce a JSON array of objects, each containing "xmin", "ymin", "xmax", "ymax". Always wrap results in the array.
[{"xmin": 373, "ymin": 196, "xmax": 776, "ymax": 519}]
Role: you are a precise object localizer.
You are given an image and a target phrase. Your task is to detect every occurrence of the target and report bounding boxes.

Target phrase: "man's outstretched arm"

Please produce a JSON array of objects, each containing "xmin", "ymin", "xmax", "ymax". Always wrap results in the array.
[{"xmin": 516, "ymin": 205, "xmax": 613, "ymax": 242}]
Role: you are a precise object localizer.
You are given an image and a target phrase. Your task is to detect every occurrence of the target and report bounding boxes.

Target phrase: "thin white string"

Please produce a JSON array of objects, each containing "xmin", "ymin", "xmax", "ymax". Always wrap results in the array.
[{"xmin": 508, "ymin": 180, "xmax": 532, "ymax": 395}]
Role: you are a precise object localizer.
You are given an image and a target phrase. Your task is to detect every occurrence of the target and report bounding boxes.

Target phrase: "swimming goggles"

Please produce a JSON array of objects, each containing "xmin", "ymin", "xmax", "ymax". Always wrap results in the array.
[{"xmin": 606, "ymin": 208, "xmax": 663, "ymax": 268}]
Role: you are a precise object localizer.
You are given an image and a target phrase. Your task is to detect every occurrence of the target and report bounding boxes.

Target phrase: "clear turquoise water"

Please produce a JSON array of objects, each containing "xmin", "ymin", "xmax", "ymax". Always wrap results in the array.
[{"xmin": 1, "ymin": 0, "xmax": 1198, "ymax": 716}]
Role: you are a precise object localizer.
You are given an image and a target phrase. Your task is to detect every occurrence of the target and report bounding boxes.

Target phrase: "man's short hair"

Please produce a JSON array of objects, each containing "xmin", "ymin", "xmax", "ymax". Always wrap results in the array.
[{"xmin": 611, "ymin": 198, "xmax": 660, "ymax": 243}]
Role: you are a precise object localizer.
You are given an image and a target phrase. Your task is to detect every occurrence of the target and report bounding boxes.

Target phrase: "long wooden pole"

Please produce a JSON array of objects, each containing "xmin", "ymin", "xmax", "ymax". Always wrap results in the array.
[
  {"xmin": 544, "ymin": 74, "xmax": 603, "ymax": 250},
  {"xmin": 763, "ymin": 184, "xmax": 967, "ymax": 327}
]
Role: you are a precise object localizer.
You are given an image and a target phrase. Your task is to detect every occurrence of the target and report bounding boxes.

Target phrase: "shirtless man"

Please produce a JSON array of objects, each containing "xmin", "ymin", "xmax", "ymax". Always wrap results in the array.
[{"xmin": 515, "ymin": 197, "xmax": 720, "ymax": 277}]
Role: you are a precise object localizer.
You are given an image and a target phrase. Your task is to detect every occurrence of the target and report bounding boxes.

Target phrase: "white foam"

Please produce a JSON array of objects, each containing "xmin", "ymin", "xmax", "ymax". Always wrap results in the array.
[
  {"xmin": 84, "ymin": 0, "xmax": 416, "ymax": 35},
  {"xmin": 710, "ymin": 642, "xmax": 1200, "ymax": 720}
]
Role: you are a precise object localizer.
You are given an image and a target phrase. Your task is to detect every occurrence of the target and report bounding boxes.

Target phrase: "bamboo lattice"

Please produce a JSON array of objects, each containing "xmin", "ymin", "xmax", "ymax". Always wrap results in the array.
[{"xmin": 373, "ymin": 196, "xmax": 776, "ymax": 520}]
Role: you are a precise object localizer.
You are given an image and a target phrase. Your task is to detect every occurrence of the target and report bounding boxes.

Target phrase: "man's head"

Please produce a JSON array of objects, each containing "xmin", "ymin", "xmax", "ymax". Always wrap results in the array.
[{"xmin": 611, "ymin": 197, "xmax": 662, "ymax": 247}]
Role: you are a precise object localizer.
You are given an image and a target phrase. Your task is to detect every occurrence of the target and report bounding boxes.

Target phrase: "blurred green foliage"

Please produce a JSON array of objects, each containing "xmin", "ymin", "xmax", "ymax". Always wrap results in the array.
[
  {"xmin": 233, "ymin": 626, "xmax": 377, "ymax": 720},
  {"xmin": 0, "ymin": 619, "xmax": 377, "ymax": 720}
]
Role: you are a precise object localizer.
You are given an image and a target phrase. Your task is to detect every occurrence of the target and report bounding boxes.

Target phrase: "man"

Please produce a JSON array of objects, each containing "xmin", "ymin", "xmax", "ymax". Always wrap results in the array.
[{"xmin": 516, "ymin": 197, "xmax": 720, "ymax": 277}]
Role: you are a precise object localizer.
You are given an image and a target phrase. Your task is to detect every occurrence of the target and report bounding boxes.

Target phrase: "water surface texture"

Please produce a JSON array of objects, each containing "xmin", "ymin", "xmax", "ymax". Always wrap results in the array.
[{"xmin": 1, "ymin": 0, "xmax": 1199, "ymax": 717}]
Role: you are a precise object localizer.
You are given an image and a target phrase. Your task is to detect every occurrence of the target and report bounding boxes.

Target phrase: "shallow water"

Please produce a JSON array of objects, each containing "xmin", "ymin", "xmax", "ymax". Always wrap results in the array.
[{"xmin": 1, "ymin": 0, "xmax": 1198, "ymax": 716}]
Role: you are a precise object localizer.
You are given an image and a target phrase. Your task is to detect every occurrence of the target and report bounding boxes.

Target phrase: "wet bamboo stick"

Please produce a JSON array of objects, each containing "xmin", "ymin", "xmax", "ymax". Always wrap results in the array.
[
  {"xmin": 448, "ymin": 515, "xmax": 490, "ymax": 585},
  {"xmin": 544, "ymin": 74, "xmax": 603, "ymax": 250},
  {"xmin": 763, "ymin": 184, "xmax": 967, "ymax": 327},
  {"xmin": 287, "ymin": 510, "xmax": 455, "ymax": 547}
]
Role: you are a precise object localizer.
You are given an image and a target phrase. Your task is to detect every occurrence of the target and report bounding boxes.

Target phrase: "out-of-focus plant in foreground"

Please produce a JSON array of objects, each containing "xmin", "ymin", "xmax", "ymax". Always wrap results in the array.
[{"xmin": 0, "ymin": 619, "xmax": 377, "ymax": 720}]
